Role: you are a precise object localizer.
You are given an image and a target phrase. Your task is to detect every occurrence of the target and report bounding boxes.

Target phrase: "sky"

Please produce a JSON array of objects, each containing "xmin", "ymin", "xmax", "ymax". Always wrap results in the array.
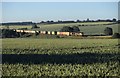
[
  {"xmin": 1, "ymin": 2, "xmax": 119, "ymax": 23},
  {"xmin": 1, "ymin": 0, "xmax": 120, "ymax": 2}
]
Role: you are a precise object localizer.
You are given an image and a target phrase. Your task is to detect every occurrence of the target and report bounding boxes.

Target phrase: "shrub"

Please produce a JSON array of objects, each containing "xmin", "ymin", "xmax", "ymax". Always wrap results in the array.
[
  {"xmin": 31, "ymin": 23, "xmax": 39, "ymax": 29},
  {"xmin": 112, "ymin": 33, "xmax": 120, "ymax": 38},
  {"xmin": 72, "ymin": 26, "xmax": 80, "ymax": 32},
  {"xmin": 60, "ymin": 26, "xmax": 73, "ymax": 32},
  {"xmin": 60, "ymin": 26, "xmax": 80, "ymax": 32},
  {"xmin": 2, "ymin": 29, "xmax": 19, "ymax": 38},
  {"xmin": 104, "ymin": 27, "xmax": 113, "ymax": 35}
]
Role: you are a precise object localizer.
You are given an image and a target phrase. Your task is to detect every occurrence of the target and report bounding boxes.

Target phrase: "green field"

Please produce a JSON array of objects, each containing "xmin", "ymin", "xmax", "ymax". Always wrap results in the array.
[
  {"xmin": 1, "ymin": 22, "xmax": 119, "ymax": 35},
  {"xmin": 2, "ymin": 38, "xmax": 120, "ymax": 76},
  {"xmin": 37, "ymin": 23, "xmax": 118, "ymax": 35}
]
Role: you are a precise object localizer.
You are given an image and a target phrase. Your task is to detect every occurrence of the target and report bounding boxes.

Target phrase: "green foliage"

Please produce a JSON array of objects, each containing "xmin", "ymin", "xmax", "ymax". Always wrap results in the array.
[
  {"xmin": 31, "ymin": 23, "xmax": 39, "ymax": 29},
  {"xmin": 2, "ymin": 39, "xmax": 119, "ymax": 76},
  {"xmin": 60, "ymin": 26, "xmax": 73, "ymax": 32},
  {"xmin": 2, "ymin": 62, "xmax": 119, "ymax": 76},
  {"xmin": 72, "ymin": 26, "xmax": 80, "ymax": 32},
  {"xmin": 2, "ymin": 39, "xmax": 119, "ymax": 54},
  {"xmin": 60, "ymin": 26, "xmax": 80, "ymax": 32},
  {"xmin": 104, "ymin": 27, "xmax": 113, "ymax": 35},
  {"xmin": 112, "ymin": 33, "xmax": 120, "ymax": 38},
  {"xmin": 1, "ymin": 29, "xmax": 19, "ymax": 38},
  {"xmin": 112, "ymin": 18, "xmax": 116, "ymax": 22}
]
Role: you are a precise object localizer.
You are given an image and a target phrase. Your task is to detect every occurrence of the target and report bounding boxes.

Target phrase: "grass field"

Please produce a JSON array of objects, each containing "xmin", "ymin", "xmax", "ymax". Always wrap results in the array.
[
  {"xmin": 36, "ymin": 23, "xmax": 118, "ymax": 35},
  {"xmin": 1, "ymin": 38, "xmax": 120, "ymax": 76}
]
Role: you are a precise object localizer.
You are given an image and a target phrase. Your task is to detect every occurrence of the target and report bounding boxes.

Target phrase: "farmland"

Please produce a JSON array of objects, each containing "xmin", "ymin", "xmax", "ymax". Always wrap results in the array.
[
  {"xmin": 1, "ymin": 38, "xmax": 120, "ymax": 76},
  {"xmin": 1, "ymin": 1, "xmax": 120, "ymax": 77},
  {"xmin": 1, "ymin": 22, "xmax": 119, "ymax": 35},
  {"xmin": 1, "ymin": 22, "xmax": 120, "ymax": 77}
]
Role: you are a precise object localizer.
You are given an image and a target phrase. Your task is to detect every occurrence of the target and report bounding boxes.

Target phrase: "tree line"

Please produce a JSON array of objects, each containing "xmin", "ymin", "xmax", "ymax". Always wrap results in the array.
[
  {"xmin": 38, "ymin": 18, "xmax": 119, "ymax": 24},
  {"xmin": 1, "ymin": 18, "xmax": 119, "ymax": 26},
  {"xmin": 1, "ymin": 22, "xmax": 33, "ymax": 26}
]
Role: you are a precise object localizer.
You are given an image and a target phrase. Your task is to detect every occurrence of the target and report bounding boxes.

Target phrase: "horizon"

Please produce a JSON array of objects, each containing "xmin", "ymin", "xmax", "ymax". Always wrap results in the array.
[
  {"xmin": 1, "ymin": 2, "xmax": 118, "ymax": 23},
  {"xmin": 1, "ymin": 18, "xmax": 118, "ymax": 24}
]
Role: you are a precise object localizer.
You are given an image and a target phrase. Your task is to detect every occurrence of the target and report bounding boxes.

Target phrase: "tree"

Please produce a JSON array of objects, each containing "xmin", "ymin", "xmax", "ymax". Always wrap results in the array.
[
  {"xmin": 104, "ymin": 27, "xmax": 113, "ymax": 35},
  {"xmin": 50, "ymin": 20, "xmax": 54, "ymax": 23},
  {"xmin": 118, "ymin": 20, "xmax": 120, "ymax": 23},
  {"xmin": 72, "ymin": 26, "xmax": 80, "ymax": 32},
  {"xmin": 76, "ymin": 20, "xmax": 80, "ymax": 22},
  {"xmin": 112, "ymin": 33, "xmax": 120, "ymax": 38},
  {"xmin": 112, "ymin": 18, "xmax": 116, "ymax": 22},
  {"xmin": 58, "ymin": 20, "xmax": 62, "ymax": 23},
  {"xmin": 2, "ymin": 29, "xmax": 19, "ymax": 38},
  {"xmin": 41, "ymin": 21, "xmax": 45, "ymax": 23},
  {"xmin": 60, "ymin": 26, "xmax": 80, "ymax": 32},
  {"xmin": 31, "ymin": 23, "xmax": 39, "ymax": 29},
  {"xmin": 60, "ymin": 26, "xmax": 73, "ymax": 32},
  {"xmin": 87, "ymin": 18, "xmax": 90, "ymax": 22},
  {"xmin": 46, "ymin": 21, "xmax": 50, "ymax": 23}
]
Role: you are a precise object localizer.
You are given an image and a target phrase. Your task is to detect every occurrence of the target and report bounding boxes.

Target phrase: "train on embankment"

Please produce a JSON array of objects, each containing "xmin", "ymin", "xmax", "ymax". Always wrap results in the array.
[{"xmin": 14, "ymin": 29, "xmax": 84, "ymax": 36}]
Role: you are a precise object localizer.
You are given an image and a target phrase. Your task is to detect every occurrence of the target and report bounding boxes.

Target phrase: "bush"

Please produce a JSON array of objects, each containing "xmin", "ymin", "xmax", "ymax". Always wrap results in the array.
[
  {"xmin": 2, "ymin": 29, "xmax": 19, "ymax": 38},
  {"xmin": 60, "ymin": 26, "xmax": 73, "ymax": 32},
  {"xmin": 104, "ymin": 27, "xmax": 113, "ymax": 35},
  {"xmin": 60, "ymin": 26, "xmax": 80, "ymax": 32},
  {"xmin": 72, "ymin": 26, "xmax": 80, "ymax": 32},
  {"xmin": 112, "ymin": 33, "xmax": 120, "ymax": 38},
  {"xmin": 31, "ymin": 23, "xmax": 39, "ymax": 29}
]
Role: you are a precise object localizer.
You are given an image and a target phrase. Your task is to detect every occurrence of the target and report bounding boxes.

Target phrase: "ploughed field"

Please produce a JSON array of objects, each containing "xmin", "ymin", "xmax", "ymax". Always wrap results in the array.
[{"xmin": 1, "ymin": 38, "xmax": 120, "ymax": 76}]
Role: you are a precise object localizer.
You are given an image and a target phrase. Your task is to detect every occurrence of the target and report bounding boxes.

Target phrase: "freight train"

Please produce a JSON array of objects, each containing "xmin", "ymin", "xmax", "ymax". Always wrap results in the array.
[{"xmin": 14, "ymin": 29, "xmax": 84, "ymax": 36}]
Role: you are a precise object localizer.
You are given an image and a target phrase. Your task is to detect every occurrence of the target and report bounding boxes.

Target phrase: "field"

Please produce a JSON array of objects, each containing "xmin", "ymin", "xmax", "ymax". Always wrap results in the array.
[
  {"xmin": 1, "ymin": 22, "xmax": 120, "ymax": 77},
  {"xmin": 1, "ymin": 38, "xmax": 120, "ymax": 77},
  {"xmin": 1, "ymin": 22, "xmax": 119, "ymax": 35}
]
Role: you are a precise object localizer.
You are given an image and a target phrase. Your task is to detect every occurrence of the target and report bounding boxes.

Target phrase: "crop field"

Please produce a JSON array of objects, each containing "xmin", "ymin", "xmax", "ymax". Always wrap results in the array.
[
  {"xmin": 1, "ymin": 38, "xmax": 120, "ymax": 77},
  {"xmin": 1, "ymin": 22, "xmax": 119, "ymax": 35}
]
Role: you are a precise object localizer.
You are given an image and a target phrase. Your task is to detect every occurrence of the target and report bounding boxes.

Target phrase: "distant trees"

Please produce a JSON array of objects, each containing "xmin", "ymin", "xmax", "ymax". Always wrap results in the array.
[
  {"xmin": 112, "ymin": 18, "xmax": 116, "ymax": 22},
  {"xmin": 104, "ymin": 27, "xmax": 113, "ymax": 35},
  {"xmin": 117, "ymin": 20, "xmax": 120, "ymax": 23},
  {"xmin": 46, "ymin": 20, "xmax": 54, "ymax": 24},
  {"xmin": 1, "ymin": 18, "xmax": 118, "ymax": 26},
  {"xmin": 86, "ymin": 18, "xmax": 90, "ymax": 22},
  {"xmin": 58, "ymin": 20, "xmax": 62, "ymax": 23},
  {"xmin": 40, "ymin": 21, "xmax": 45, "ymax": 23},
  {"xmin": 2, "ymin": 22, "xmax": 33, "ymax": 26},
  {"xmin": 31, "ymin": 23, "xmax": 39, "ymax": 29},
  {"xmin": 76, "ymin": 20, "xmax": 81, "ymax": 23},
  {"xmin": 60, "ymin": 26, "xmax": 80, "ymax": 32}
]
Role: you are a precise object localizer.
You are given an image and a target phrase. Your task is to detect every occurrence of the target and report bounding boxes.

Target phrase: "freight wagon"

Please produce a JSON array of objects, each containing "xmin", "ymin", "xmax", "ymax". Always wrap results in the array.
[{"xmin": 15, "ymin": 29, "xmax": 84, "ymax": 36}]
